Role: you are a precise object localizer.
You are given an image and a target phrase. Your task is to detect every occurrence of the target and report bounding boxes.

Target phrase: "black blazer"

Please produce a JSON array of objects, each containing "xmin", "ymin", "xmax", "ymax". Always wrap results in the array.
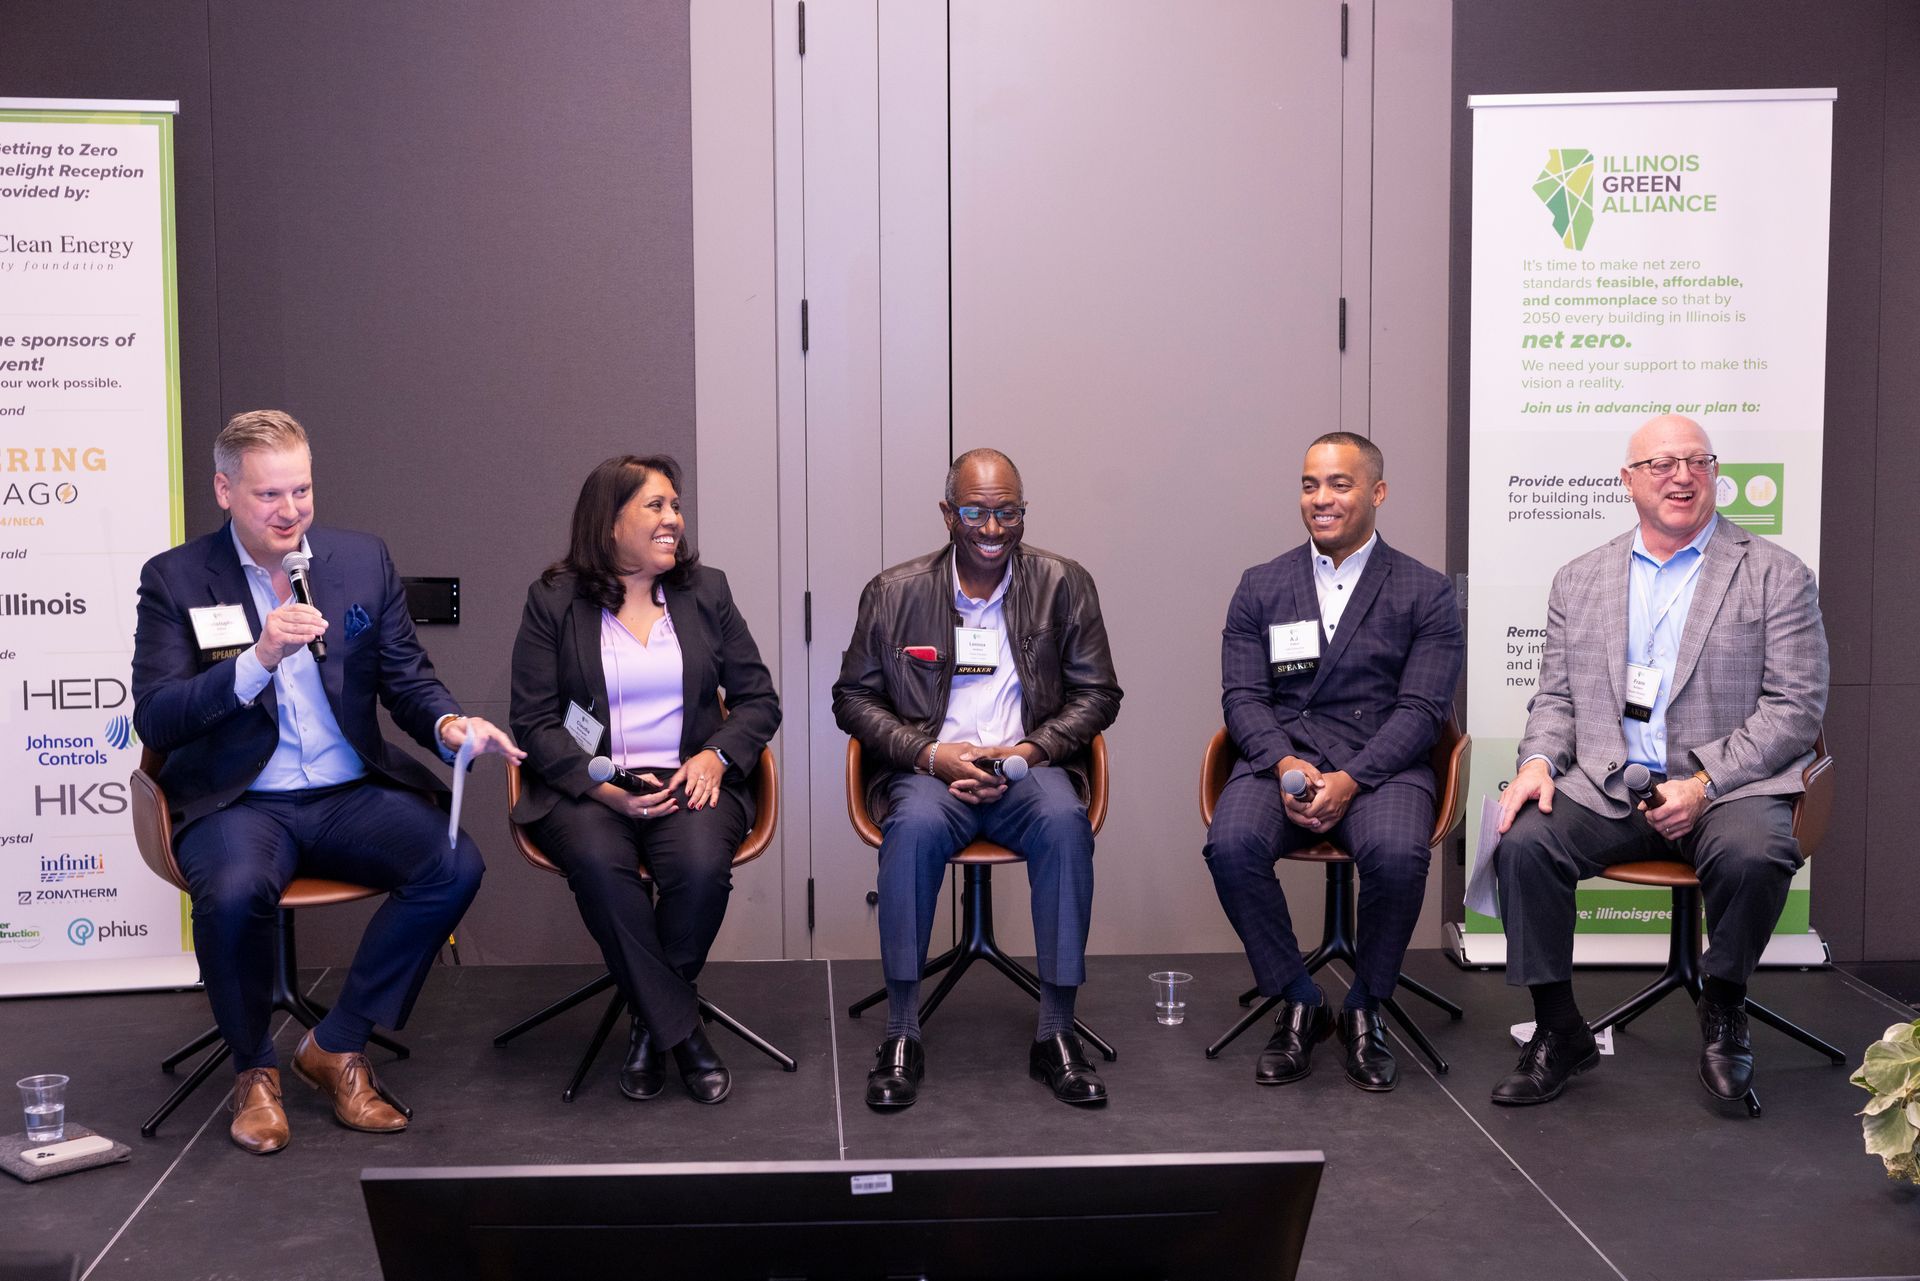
[
  {"xmin": 131, "ymin": 523, "xmax": 462, "ymax": 830},
  {"xmin": 508, "ymin": 565, "xmax": 781, "ymax": 825}
]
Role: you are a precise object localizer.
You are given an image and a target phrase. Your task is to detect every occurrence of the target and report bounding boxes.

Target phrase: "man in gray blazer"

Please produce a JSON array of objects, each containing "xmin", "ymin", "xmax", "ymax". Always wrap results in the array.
[{"xmin": 1490, "ymin": 414, "xmax": 1827, "ymax": 1106}]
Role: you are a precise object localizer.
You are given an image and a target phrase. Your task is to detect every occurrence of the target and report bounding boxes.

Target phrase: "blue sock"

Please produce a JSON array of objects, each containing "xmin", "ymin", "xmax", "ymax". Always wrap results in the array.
[
  {"xmin": 1035, "ymin": 982, "xmax": 1077, "ymax": 1042},
  {"xmin": 884, "ymin": 980, "xmax": 922, "ymax": 1040},
  {"xmin": 1342, "ymin": 984, "xmax": 1378, "ymax": 1013},
  {"xmin": 232, "ymin": 1036, "xmax": 277, "ymax": 1072},
  {"xmin": 313, "ymin": 1007, "xmax": 374, "ymax": 1055},
  {"xmin": 1282, "ymin": 973, "xmax": 1321, "ymax": 1006}
]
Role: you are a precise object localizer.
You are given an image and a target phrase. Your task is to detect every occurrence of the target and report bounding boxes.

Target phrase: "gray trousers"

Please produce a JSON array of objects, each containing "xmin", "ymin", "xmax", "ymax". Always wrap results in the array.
[{"xmin": 1497, "ymin": 791, "xmax": 1801, "ymax": 987}]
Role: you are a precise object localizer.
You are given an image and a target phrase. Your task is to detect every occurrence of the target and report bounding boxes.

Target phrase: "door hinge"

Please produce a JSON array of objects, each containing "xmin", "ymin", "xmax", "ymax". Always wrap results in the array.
[
  {"xmin": 798, "ymin": 1, "xmax": 806, "ymax": 55},
  {"xmin": 803, "ymin": 590, "xmax": 812, "ymax": 644},
  {"xmin": 1340, "ymin": 3, "xmax": 1349, "ymax": 58},
  {"xmin": 800, "ymin": 298, "xmax": 809, "ymax": 353},
  {"xmin": 1338, "ymin": 296, "xmax": 1347, "ymax": 352},
  {"xmin": 806, "ymin": 877, "xmax": 815, "ymax": 930}
]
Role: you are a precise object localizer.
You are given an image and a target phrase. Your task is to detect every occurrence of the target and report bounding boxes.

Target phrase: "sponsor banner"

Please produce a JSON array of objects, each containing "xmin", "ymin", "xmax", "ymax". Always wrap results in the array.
[
  {"xmin": 1463, "ymin": 89, "xmax": 1832, "ymax": 963},
  {"xmin": 0, "ymin": 98, "xmax": 194, "ymax": 996}
]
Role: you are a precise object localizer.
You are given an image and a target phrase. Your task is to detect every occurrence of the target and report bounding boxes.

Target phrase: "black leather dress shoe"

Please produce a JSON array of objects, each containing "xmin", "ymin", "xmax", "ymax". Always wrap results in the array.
[
  {"xmin": 618, "ymin": 1019, "xmax": 666, "ymax": 1101},
  {"xmin": 1338, "ymin": 1007, "xmax": 1398, "ymax": 1092},
  {"xmin": 1490, "ymin": 1023, "xmax": 1599, "ymax": 1106},
  {"xmin": 866, "ymin": 1035, "xmax": 925, "ymax": 1111},
  {"xmin": 1255, "ymin": 988, "xmax": 1333, "ymax": 1085},
  {"xmin": 1028, "ymin": 1032, "xmax": 1108, "ymax": 1106},
  {"xmin": 1698, "ymin": 997, "xmax": 1754, "ymax": 1100},
  {"xmin": 670, "ymin": 1025, "xmax": 731, "ymax": 1104}
]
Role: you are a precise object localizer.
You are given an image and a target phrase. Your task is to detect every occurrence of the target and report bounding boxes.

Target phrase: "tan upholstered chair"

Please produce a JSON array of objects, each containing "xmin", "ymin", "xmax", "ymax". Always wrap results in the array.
[
  {"xmin": 1197, "ymin": 719, "xmax": 1469, "ymax": 1073},
  {"xmin": 128, "ymin": 747, "xmax": 412, "ymax": 1136},
  {"xmin": 492, "ymin": 747, "xmax": 795, "ymax": 1101},
  {"xmin": 1588, "ymin": 736, "xmax": 1844, "ymax": 1117},
  {"xmin": 842, "ymin": 735, "xmax": 1116, "ymax": 1061}
]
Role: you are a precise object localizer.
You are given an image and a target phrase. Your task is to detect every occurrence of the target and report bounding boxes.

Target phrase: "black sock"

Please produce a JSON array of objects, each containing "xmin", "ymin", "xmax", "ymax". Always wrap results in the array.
[
  {"xmin": 1702, "ymin": 976, "xmax": 1747, "ymax": 1008},
  {"xmin": 1530, "ymin": 980, "xmax": 1583, "ymax": 1034}
]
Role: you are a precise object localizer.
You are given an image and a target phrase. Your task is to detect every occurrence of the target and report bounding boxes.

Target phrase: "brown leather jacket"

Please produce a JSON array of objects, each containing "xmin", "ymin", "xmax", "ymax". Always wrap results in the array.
[{"xmin": 832, "ymin": 543, "xmax": 1122, "ymax": 818}]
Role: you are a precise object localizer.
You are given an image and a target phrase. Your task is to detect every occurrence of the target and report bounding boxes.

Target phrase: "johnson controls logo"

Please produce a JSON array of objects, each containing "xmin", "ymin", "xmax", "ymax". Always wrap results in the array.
[{"xmin": 104, "ymin": 714, "xmax": 136, "ymax": 750}]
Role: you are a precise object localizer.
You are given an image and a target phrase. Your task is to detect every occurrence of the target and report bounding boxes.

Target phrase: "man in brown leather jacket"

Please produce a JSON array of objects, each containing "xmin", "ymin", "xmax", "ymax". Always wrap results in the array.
[{"xmin": 833, "ymin": 448, "xmax": 1122, "ymax": 1111}]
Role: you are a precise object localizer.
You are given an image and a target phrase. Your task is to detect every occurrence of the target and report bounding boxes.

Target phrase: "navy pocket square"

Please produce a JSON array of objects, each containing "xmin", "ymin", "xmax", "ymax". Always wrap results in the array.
[{"xmin": 344, "ymin": 603, "xmax": 372, "ymax": 641}]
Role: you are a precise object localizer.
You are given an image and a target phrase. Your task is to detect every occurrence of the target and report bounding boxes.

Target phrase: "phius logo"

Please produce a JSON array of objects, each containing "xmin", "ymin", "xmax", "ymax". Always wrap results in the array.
[
  {"xmin": 104, "ymin": 714, "xmax": 137, "ymax": 750},
  {"xmin": 40, "ymin": 852, "xmax": 105, "ymax": 883},
  {"xmin": 67, "ymin": 917, "xmax": 149, "ymax": 946}
]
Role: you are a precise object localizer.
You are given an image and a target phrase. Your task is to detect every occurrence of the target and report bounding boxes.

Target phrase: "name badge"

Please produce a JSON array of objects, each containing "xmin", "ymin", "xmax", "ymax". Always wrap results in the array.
[
  {"xmin": 1268, "ymin": 621, "xmax": 1321, "ymax": 676},
  {"xmin": 563, "ymin": 700, "xmax": 605, "ymax": 754},
  {"xmin": 1623, "ymin": 662, "xmax": 1662, "ymax": 722},
  {"xmin": 189, "ymin": 604, "xmax": 253, "ymax": 661},
  {"xmin": 953, "ymin": 627, "xmax": 998, "ymax": 676}
]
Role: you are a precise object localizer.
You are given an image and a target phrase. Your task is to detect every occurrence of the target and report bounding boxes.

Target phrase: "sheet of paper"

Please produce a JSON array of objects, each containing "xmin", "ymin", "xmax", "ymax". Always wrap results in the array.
[
  {"xmin": 1462, "ymin": 794, "xmax": 1505, "ymax": 918},
  {"xmin": 448, "ymin": 731, "xmax": 476, "ymax": 848}
]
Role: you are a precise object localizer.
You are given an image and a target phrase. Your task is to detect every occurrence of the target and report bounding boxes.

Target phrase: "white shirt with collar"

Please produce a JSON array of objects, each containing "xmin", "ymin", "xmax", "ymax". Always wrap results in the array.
[
  {"xmin": 1311, "ymin": 530, "xmax": 1378, "ymax": 640},
  {"xmin": 938, "ymin": 559, "xmax": 1026, "ymax": 748}
]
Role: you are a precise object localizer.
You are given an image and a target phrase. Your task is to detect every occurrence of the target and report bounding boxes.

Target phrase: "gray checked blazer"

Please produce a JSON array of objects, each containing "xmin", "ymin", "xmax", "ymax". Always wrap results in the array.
[{"xmin": 1516, "ymin": 515, "xmax": 1828, "ymax": 819}]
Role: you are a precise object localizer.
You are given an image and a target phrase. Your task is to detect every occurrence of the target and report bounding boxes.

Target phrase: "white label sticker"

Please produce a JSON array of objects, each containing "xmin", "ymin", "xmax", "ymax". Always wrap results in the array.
[
  {"xmin": 1268, "ymin": 621, "xmax": 1321, "ymax": 664},
  {"xmin": 850, "ymin": 1173, "xmax": 894, "ymax": 1196},
  {"xmin": 563, "ymin": 701, "xmax": 605, "ymax": 754},
  {"xmin": 189, "ymin": 604, "xmax": 254, "ymax": 651},
  {"xmin": 953, "ymin": 627, "xmax": 998, "ymax": 675},
  {"xmin": 1624, "ymin": 662, "xmax": 1663, "ymax": 711}
]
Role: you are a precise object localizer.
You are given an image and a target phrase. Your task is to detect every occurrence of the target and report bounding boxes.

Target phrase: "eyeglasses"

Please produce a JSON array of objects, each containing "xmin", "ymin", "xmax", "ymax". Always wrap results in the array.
[
  {"xmin": 1626, "ymin": 453, "xmax": 1718, "ymax": 479},
  {"xmin": 952, "ymin": 504, "xmax": 1027, "ymax": 528}
]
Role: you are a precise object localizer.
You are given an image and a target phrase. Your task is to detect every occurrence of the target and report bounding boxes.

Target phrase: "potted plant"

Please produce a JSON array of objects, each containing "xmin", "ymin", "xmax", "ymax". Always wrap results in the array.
[{"xmin": 1853, "ymin": 1017, "xmax": 1920, "ymax": 1185}]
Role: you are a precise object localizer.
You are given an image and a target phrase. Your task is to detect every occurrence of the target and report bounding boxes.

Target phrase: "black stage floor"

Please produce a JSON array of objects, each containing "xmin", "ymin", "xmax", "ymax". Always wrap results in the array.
[{"xmin": 4, "ymin": 951, "xmax": 1918, "ymax": 1281}]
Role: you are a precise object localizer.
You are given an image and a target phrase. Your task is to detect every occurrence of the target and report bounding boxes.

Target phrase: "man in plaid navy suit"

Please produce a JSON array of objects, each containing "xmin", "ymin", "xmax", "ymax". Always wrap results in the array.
[{"xmin": 1203, "ymin": 433, "xmax": 1464, "ymax": 1091}]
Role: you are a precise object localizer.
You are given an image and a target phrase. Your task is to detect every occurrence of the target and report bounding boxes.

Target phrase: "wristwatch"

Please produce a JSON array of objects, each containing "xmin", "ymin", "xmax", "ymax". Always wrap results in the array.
[
  {"xmin": 1693, "ymin": 768, "xmax": 1716, "ymax": 799},
  {"xmin": 710, "ymin": 746, "xmax": 732, "ymax": 769}
]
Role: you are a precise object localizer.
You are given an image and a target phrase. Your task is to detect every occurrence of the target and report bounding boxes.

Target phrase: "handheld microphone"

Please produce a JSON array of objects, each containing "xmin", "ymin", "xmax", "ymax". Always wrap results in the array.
[
  {"xmin": 982, "ymin": 755, "xmax": 1030, "ymax": 783},
  {"xmin": 1623, "ymin": 763, "xmax": 1662, "ymax": 810},
  {"xmin": 588, "ymin": 756, "xmax": 665, "ymax": 794},
  {"xmin": 279, "ymin": 550, "xmax": 326, "ymax": 663},
  {"xmin": 1280, "ymin": 769, "xmax": 1311, "ymax": 798}
]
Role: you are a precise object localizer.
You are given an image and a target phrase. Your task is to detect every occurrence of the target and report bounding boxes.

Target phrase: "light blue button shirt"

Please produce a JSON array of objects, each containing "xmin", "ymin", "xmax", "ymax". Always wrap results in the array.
[
  {"xmin": 939, "ymin": 560, "xmax": 1027, "ymax": 748},
  {"xmin": 1311, "ymin": 531, "xmax": 1377, "ymax": 640},
  {"xmin": 1622, "ymin": 519, "xmax": 1716, "ymax": 773},
  {"xmin": 229, "ymin": 530, "xmax": 367, "ymax": 791}
]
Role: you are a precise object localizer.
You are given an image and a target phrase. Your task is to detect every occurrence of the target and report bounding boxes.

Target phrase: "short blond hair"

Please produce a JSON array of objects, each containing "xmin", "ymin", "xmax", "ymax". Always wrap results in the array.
[{"xmin": 214, "ymin": 410, "xmax": 309, "ymax": 478}]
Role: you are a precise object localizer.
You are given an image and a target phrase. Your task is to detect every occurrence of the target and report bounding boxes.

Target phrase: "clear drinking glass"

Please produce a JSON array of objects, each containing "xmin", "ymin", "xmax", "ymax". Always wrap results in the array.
[
  {"xmin": 1148, "ymin": 971, "xmax": 1193, "ymax": 1026},
  {"xmin": 18, "ymin": 1074, "xmax": 69, "ymax": 1142}
]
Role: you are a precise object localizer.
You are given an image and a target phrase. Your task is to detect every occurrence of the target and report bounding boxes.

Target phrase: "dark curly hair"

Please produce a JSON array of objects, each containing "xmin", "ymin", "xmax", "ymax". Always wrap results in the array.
[{"xmin": 543, "ymin": 455, "xmax": 699, "ymax": 610}]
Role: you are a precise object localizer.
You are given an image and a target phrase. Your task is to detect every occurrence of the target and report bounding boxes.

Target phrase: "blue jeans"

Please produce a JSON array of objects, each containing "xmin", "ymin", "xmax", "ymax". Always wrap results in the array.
[{"xmin": 876, "ymin": 766, "xmax": 1094, "ymax": 986}]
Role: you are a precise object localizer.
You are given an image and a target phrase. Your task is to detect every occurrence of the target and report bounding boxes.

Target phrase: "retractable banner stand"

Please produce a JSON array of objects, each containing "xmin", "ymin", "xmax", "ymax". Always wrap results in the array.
[
  {"xmin": 1453, "ymin": 89, "xmax": 1834, "ymax": 968},
  {"xmin": 0, "ymin": 97, "xmax": 196, "ymax": 996}
]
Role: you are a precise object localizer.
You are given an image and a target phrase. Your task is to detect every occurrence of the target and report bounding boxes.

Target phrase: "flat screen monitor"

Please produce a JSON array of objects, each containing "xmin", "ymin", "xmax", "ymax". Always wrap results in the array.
[{"xmin": 362, "ymin": 1150, "xmax": 1323, "ymax": 1281}]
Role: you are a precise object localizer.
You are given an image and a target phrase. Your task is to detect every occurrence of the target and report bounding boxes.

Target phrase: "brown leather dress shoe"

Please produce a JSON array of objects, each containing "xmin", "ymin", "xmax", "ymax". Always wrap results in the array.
[
  {"xmin": 292, "ymin": 1030, "xmax": 407, "ymax": 1132},
  {"xmin": 229, "ymin": 1066, "xmax": 289, "ymax": 1155}
]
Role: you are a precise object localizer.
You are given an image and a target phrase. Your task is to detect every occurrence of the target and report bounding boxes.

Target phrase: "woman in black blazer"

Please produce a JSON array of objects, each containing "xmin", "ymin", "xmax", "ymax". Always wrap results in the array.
[{"xmin": 510, "ymin": 455, "xmax": 780, "ymax": 1104}]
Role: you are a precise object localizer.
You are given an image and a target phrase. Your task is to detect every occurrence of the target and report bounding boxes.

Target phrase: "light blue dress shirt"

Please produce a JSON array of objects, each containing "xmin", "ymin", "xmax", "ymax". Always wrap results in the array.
[
  {"xmin": 1622, "ymin": 518, "xmax": 1716, "ymax": 774},
  {"xmin": 939, "ymin": 559, "xmax": 1027, "ymax": 749},
  {"xmin": 229, "ymin": 530, "xmax": 367, "ymax": 791}
]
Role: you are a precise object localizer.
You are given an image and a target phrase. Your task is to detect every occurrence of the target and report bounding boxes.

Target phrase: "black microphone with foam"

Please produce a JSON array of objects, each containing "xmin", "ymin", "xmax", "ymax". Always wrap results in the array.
[
  {"xmin": 981, "ymin": 755, "xmax": 1030, "ymax": 783},
  {"xmin": 279, "ymin": 550, "xmax": 326, "ymax": 663},
  {"xmin": 588, "ymin": 756, "xmax": 667, "ymax": 795},
  {"xmin": 1623, "ymin": 762, "xmax": 1662, "ymax": 810}
]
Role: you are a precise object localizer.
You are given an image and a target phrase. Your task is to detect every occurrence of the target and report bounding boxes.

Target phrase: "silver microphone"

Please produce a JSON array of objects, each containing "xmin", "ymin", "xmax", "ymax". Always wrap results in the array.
[
  {"xmin": 1623, "ymin": 762, "xmax": 1661, "ymax": 809},
  {"xmin": 588, "ymin": 756, "xmax": 662, "ymax": 794},
  {"xmin": 1281, "ymin": 768, "xmax": 1309, "ymax": 798},
  {"xmin": 279, "ymin": 550, "xmax": 326, "ymax": 662},
  {"xmin": 983, "ymin": 755, "xmax": 1030, "ymax": 783}
]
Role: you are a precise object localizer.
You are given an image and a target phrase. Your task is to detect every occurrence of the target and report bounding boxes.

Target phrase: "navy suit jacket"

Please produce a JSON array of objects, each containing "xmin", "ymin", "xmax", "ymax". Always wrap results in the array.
[
  {"xmin": 1221, "ymin": 535, "xmax": 1464, "ymax": 797},
  {"xmin": 131, "ymin": 522, "xmax": 462, "ymax": 830}
]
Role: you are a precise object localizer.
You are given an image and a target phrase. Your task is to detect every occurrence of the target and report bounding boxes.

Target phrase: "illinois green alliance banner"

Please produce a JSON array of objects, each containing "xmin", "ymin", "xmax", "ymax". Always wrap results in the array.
[
  {"xmin": 1455, "ymin": 89, "xmax": 1833, "ymax": 967},
  {"xmin": 0, "ymin": 98, "xmax": 194, "ymax": 995}
]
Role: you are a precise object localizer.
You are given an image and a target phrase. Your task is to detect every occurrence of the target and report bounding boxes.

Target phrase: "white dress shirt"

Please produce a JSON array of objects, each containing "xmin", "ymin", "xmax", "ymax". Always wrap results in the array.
[
  {"xmin": 938, "ymin": 561, "xmax": 1026, "ymax": 748},
  {"xmin": 1312, "ymin": 531, "xmax": 1378, "ymax": 640}
]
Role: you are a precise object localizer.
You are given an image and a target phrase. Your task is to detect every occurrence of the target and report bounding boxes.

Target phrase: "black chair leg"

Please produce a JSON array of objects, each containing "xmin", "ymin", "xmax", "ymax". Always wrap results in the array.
[
  {"xmin": 493, "ymin": 972, "xmax": 619, "ymax": 1046},
  {"xmin": 699, "ymin": 997, "xmax": 799, "ymax": 1071},
  {"xmin": 1207, "ymin": 994, "xmax": 1283, "ymax": 1059},
  {"xmin": 1744, "ymin": 997, "xmax": 1848, "ymax": 1064},
  {"xmin": 160, "ymin": 1025, "xmax": 222, "ymax": 1074},
  {"xmin": 1589, "ymin": 971, "xmax": 1689, "ymax": 1035},
  {"xmin": 141, "ymin": 1040, "xmax": 231, "ymax": 1138},
  {"xmin": 1236, "ymin": 984, "xmax": 1260, "ymax": 1008},
  {"xmin": 563, "ymin": 993, "xmax": 627, "ymax": 1104},
  {"xmin": 848, "ymin": 941, "xmax": 962, "ymax": 1019},
  {"xmin": 1396, "ymin": 972, "xmax": 1465, "ymax": 1020},
  {"xmin": 1381, "ymin": 995, "xmax": 1448, "ymax": 1074}
]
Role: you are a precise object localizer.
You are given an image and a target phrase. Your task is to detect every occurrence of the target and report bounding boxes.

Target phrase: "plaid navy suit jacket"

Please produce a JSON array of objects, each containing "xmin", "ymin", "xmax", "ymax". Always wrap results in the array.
[{"xmin": 1221, "ymin": 536, "xmax": 1463, "ymax": 798}]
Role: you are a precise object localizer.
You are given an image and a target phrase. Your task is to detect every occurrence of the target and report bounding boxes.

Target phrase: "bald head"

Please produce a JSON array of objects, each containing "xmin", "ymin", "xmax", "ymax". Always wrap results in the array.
[{"xmin": 1626, "ymin": 414, "xmax": 1713, "ymax": 465}]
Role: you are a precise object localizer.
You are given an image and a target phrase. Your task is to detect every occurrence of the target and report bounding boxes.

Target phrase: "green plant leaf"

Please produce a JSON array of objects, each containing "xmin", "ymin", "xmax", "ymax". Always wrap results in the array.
[
  {"xmin": 1862, "ymin": 1103, "xmax": 1917, "ymax": 1159},
  {"xmin": 1909, "ymin": 1099, "xmax": 1920, "ymax": 1129},
  {"xmin": 1886, "ymin": 1020, "xmax": 1920, "ymax": 1045},
  {"xmin": 1862, "ymin": 1092, "xmax": 1904, "ymax": 1116},
  {"xmin": 1858, "ymin": 1040, "xmax": 1920, "ymax": 1095}
]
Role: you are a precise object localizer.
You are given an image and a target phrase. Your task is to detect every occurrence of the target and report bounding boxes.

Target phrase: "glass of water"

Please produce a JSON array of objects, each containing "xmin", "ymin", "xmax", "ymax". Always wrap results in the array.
[
  {"xmin": 1148, "ymin": 971, "xmax": 1193, "ymax": 1026},
  {"xmin": 18, "ymin": 1074, "xmax": 69, "ymax": 1142}
]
